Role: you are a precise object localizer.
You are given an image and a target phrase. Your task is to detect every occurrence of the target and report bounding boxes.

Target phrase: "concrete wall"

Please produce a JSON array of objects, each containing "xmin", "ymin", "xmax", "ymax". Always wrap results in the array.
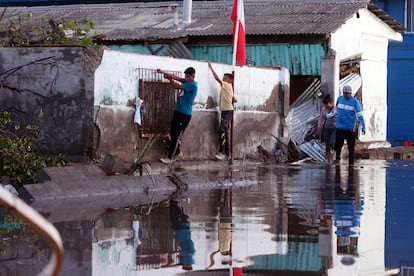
[
  {"xmin": 0, "ymin": 47, "xmax": 100, "ymax": 157},
  {"xmin": 0, "ymin": 48, "xmax": 288, "ymax": 162},
  {"xmin": 330, "ymin": 9, "xmax": 402, "ymax": 143},
  {"xmin": 94, "ymin": 50, "xmax": 289, "ymax": 162}
]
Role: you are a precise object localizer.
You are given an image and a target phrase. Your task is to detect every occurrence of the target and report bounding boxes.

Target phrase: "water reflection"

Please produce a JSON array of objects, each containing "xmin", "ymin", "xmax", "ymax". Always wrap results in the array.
[
  {"xmin": 3, "ymin": 160, "xmax": 414, "ymax": 275},
  {"xmin": 318, "ymin": 166, "xmax": 364, "ymax": 275},
  {"xmin": 207, "ymin": 189, "xmax": 232, "ymax": 269},
  {"xmin": 169, "ymin": 199, "xmax": 195, "ymax": 271}
]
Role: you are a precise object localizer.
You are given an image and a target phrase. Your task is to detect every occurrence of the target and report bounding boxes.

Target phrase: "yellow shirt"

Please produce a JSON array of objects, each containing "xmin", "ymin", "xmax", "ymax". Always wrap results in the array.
[
  {"xmin": 219, "ymin": 82, "xmax": 234, "ymax": 111},
  {"xmin": 218, "ymin": 222, "xmax": 232, "ymax": 253}
]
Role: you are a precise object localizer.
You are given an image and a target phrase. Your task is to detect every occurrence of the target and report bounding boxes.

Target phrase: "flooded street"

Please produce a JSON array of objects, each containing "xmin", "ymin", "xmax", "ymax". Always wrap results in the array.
[{"xmin": 2, "ymin": 159, "xmax": 414, "ymax": 275}]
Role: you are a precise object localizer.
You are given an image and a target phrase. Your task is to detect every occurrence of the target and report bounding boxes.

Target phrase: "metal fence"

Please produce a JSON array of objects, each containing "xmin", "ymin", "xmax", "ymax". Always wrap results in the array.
[{"xmin": 137, "ymin": 68, "xmax": 181, "ymax": 138}]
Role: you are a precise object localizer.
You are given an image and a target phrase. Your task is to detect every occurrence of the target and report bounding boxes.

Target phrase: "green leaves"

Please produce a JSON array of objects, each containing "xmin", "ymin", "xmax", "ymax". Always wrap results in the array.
[
  {"xmin": 0, "ymin": 112, "xmax": 65, "ymax": 190},
  {"xmin": 0, "ymin": 13, "xmax": 100, "ymax": 47}
]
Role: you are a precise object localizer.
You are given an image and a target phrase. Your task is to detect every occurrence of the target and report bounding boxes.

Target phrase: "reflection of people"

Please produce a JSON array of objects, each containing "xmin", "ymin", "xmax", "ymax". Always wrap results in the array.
[
  {"xmin": 208, "ymin": 62, "xmax": 235, "ymax": 161},
  {"xmin": 335, "ymin": 85, "xmax": 366, "ymax": 165},
  {"xmin": 318, "ymin": 94, "xmax": 337, "ymax": 165},
  {"xmin": 334, "ymin": 167, "xmax": 363, "ymax": 256},
  {"xmin": 170, "ymin": 200, "xmax": 195, "ymax": 270},
  {"xmin": 208, "ymin": 189, "xmax": 232, "ymax": 269},
  {"xmin": 157, "ymin": 67, "xmax": 198, "ymax": 164}
]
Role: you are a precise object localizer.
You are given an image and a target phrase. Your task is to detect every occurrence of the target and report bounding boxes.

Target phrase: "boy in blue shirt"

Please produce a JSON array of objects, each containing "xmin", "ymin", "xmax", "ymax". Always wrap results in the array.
[
  {"xmin": 335, "ymin": 85, "xmax": 366, "ymax": 165},
  {"xmin": 157, "ymin": 67, "xmax": 198, "ymax": 164}
]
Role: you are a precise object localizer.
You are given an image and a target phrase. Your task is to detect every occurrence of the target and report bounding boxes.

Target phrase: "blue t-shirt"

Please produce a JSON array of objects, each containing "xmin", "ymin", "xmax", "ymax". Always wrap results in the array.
[{"xmin": 176, "ymin": 79, "xmax": 198, "ymax": 115}]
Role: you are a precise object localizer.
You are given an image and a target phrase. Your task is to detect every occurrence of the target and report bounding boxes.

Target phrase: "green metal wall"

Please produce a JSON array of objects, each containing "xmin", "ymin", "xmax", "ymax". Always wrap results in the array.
[
  {"xmin": 188, "ymin": 43, "xmax": 327, "ymax": 76},
  {"xmin": 109, "ymin": 44, "xmax": 170, "ymax": 56},
  {"xmin": 109, "ymin": 43, "xmax": 327, "ymax": 76}
]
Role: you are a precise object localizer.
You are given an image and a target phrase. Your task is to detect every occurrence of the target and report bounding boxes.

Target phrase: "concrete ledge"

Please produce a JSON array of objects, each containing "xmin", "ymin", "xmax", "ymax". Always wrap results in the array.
[
  {"xmin": 18, "ymin": 163, "xmax": 260, "ymax": 222},
  {"xmin": 359, "ymin": 146, "xmax": 414, "ymax": 160},
  {"xmin": 23, "ymin": 174, "xmax": 176, "ymax": 202}
]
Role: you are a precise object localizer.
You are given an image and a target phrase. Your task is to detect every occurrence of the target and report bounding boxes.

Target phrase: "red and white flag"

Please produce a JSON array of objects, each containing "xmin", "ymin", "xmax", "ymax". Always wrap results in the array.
[{"xmin": 231, "ymin": 0, "xmax": 246, "ymax": 67}]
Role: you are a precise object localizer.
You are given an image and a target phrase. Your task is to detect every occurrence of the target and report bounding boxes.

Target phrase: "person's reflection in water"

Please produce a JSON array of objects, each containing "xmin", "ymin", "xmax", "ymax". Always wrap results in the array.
[
  {"xmin": 334, "ymin": 166, "xmax": 363, "ymax": 262},
  {"xmin": 208, "ymin": 189, "xmax": 232, "ymax": 269},
  {"xmin": 170, "ymin": 199, "xmax": 195, "ymax": 271}
]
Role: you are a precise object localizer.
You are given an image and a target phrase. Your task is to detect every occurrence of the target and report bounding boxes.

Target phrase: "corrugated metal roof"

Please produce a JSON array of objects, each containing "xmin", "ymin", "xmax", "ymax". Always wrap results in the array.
[{"xmin": 0, "ymin": 0, "xmax": 403, "ymax": 42}]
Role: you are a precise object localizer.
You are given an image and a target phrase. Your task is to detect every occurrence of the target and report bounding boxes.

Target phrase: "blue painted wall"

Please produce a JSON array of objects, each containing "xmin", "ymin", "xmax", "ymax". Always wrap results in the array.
[
  {"xmin": 373, "ymin": 0, "xmax": 414, "ymax": 146},
  {"xmin": 385, "ymin": 160, "xmax": 414, "ymax": 269},
  {"xmin": 372, "ymin": 3, "xmax": 414, "ymax": 271}
]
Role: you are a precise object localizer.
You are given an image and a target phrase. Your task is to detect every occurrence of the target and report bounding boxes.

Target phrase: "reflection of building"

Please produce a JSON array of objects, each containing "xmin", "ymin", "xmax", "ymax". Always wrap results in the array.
[
  {"xmin": 92, "ymin": 205, "xmax": 179, "ymax": 273},
  {"xmin": 326, "ymin": 162, "xmax": 388, "ymax": 275},
  {"xmin": 244, "ymin": 166, "xmax": 325, "ymax": 274},
  {"xmin": 134, "ymin": 204, "xmax": 177, "ymax": 270},
  {"xmin": 89, "ymin": 162, "xmax": 388, "ymax": 275}
]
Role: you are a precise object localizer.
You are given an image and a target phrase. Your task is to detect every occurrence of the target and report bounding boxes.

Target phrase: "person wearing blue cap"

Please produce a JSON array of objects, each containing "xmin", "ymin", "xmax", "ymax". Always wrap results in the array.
[{"xmin": 335, "ymin": 85, "xmax": 366, "ymax": 165}]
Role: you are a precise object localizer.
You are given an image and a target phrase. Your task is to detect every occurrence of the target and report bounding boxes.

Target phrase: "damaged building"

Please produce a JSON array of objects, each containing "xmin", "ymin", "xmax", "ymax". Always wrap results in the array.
[{"xmin": 0, "ymin": 0, "xmax": 404, "ymax": 163}]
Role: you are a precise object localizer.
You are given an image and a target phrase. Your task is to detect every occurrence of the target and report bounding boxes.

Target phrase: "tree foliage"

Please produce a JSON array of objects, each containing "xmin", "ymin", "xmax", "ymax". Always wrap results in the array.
[
  {"xmin": 0, "ymin": 111, "xmax": 66, "ymax": 190},
  {"xmin": 0, "ymin": 8, "xmax": 100, "ymax": 47}
]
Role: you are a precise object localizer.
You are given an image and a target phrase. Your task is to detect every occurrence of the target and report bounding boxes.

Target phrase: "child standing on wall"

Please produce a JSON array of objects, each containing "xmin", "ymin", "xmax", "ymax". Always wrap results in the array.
[{"xmin": 208, "ymin": 62, "xmax": 235, "ymax": 161}]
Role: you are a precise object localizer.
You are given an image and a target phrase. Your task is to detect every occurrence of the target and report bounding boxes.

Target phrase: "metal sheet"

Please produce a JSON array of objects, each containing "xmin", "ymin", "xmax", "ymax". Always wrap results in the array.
[{"xmin": 1, "ymin": 1, "xmax": 402, "ymax": 42}]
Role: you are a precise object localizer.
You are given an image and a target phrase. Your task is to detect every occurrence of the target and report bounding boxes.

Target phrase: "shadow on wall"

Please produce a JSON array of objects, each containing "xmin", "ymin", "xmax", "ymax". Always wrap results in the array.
[{"xmin": 0, "ymin": 47, "xmax": 103, "ymax": 158}]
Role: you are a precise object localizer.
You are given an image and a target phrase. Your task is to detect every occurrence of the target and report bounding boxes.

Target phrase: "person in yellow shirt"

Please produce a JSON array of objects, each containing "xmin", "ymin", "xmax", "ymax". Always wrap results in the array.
[{"xmin": 208, "ymin": 62, "xmax": 235, "ymax": 161}]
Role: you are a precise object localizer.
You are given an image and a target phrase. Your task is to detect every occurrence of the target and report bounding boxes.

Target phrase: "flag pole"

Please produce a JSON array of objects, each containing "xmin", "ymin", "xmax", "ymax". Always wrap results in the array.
[
  {"xmin": 232, "ymin": 16, "xmax": 240, "ymax": 69},
  {"xmin": 230, "ymin": 16, "xmax": 240, "ymax": 166}
]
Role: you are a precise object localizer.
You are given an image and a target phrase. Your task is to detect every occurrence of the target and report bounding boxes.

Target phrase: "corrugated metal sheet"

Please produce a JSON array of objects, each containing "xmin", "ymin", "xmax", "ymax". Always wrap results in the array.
[
  {"xmin": 188, "ymin": 43, "xmax": 325, "ymax": 75},
  {"xmin": 300, "ymin": 140, "xmax": 327, "ymax": 162},
  {"xmin": 0, "ymin": 0, "xmax": 402, "ymax": 42},
  {"xmin": 339, "ymin": 73, "xmax": 362, "ymax": 96},
  {"xmin": 287, "ymin": 78, "xmax": 322, "ymax": 145},
  {"xmin": 286, "ymin": 77, "xmax": 326, "ymax": 162},
  {"xmin": 109, "ymin": 45, "xmax": 161, "ymax": 55},
  {"xmin": 286, "ymin": 73, "xmax": 363, "ymax": 163},
  {"xmin": 387, "ymin": 55, "xmax": 414, "ymax": 146}
]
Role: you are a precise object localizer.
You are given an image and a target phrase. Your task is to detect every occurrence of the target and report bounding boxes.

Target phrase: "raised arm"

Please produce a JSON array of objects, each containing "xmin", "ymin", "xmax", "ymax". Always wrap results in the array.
[
  {"xmin": 157, "ymin": 68, "xmax": 183, "ymax": 89},
  {"xmin": 208, "ymin": 61, "xmax": 222, "ymax": 85}
]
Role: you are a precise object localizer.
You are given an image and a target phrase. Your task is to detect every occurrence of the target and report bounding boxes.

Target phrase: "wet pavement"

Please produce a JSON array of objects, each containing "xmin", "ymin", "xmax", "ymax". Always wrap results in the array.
[{"xmin": 1, "ymin": 159, "xmax": 414, "ymax": 275}]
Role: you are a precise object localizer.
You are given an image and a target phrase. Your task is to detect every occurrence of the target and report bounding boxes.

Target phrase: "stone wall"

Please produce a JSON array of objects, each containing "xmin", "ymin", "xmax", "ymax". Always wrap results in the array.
[{"xmin": 0, "ymin": 47, "xmax": 102, "ymax": 157}]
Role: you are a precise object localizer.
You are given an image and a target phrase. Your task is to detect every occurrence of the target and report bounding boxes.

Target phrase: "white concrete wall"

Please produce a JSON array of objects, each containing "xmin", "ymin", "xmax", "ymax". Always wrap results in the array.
[
  {"xmin": 330, "ymin": 8, "xmax": 402, "ymax": 142},
  {"xmin": 94, "ymin": 50, "xmax": 288, "ymax": 110},
  {"xmin": 94, "ymin": 50, "xmax": 289, "ymax": 161}
]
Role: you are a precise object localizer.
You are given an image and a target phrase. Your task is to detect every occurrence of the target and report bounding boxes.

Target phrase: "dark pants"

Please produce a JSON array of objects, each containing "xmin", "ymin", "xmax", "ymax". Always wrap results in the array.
[
  {"xmin": 169, "ymin": 200, "xmax": 195, "ymax": 266},
  {"xmin": 335, "ymin": 128, "xmax": 357, "ymax": 164},
  {"xmin": 323, "ymin": 127, "xmax": 336, "ymax": 153},
  {"xmin": 218, "ymin": 110, "xmax": 233, "ymax": 156},
  {"xmin": 169, "ymin": 110, "xmax": 191, "ymax": 159}
]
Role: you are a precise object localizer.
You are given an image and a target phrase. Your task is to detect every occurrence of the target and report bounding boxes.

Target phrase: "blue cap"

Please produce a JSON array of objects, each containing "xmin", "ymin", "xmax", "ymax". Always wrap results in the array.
[{"xmin": 343, "ymin": 85, "xmax": 352, "ymax": 92}]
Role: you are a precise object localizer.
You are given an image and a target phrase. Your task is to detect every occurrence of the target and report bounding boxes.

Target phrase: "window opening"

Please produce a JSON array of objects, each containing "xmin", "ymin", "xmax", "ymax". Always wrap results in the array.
[{"xmin": 137, "ymin": 68, "xmax": 182, "ymax": 138}]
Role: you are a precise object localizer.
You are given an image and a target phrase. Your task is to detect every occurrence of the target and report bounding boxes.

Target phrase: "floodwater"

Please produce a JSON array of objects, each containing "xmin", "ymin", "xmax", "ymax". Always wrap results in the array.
[{"xmin": 1, "ymin": 159, "xmax": 414, "ymax": 276}]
